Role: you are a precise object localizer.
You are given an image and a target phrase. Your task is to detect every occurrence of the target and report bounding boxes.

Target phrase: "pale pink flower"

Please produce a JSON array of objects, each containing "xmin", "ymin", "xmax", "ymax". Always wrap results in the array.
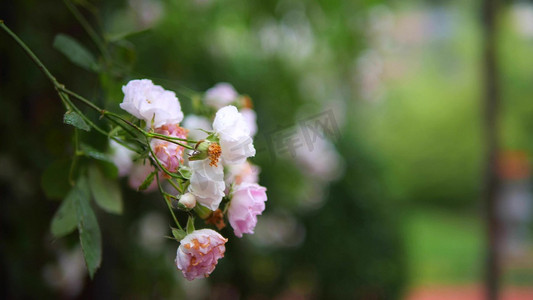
[
  {"xmin": 294, "ymin": 137, "xmax": 343, "ymax": 181},
  {"xmin": 213, "ymin": 106, "xmax": 256, "ymax": 165},
  {"xmin": 240, "ymin": 108, "xmax": 257, "ymax": 137},
  {"xmin": 150, "ymin": 124, "xmax": 188, "ymax": 175},
  {"xmin": 175, "ymin": 229, "xmax": 228, "ymax": 280},
  {"xmin": 228, "ymin": 183, "xmax": 267, "ymax": 238},
  {"xmin": 109, "ymin": 140, "xmax": 135, "ymax": 177},
  {"xmin": 204, "ymin": 83, "xmax": 238, "ymax": 109},
  {"xmin": 189, "ymin": 159, "xmax": 225, "ymax": 210},
  {"xmin": 120, "ymin": 79, "xmax": 184, "ymax": 128},
  {"xmin": 182, "ymin": 115, "xmax": 212, "ymax": 140},
  {"xmin": 128, "ymin": 160, "xmax": 157, "ymax": 192},
  {"xmin": 225, "ymin": 161, "xmax": 260, "ymax": 187}
]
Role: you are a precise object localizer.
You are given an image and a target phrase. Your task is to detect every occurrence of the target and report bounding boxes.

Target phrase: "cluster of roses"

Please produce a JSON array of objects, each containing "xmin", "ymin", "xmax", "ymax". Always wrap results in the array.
[{"xmin": 112, "ymin": 79, "xmax": 267, "ymax": 280}]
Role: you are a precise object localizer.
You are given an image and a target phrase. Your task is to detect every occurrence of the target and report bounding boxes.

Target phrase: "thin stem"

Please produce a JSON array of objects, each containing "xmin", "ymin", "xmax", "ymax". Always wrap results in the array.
[
  {"xmin": 1, "ymin": 20, "xmax": 193, "ymax": 167},
  {"xmin": 60, "ymin": 93, "xmax": 109, "ymax": 135},
  {"xmin": 167, "ymin": 179, "xmax": 183, "ymax": 194},
  {"xmin": 148, "ymin": 132, "xmax": 198, "ymax": 143},
  {"xmin": 148, "ymin": 134, "xmax": 194, "ymax": 150},
  {"xmin": 104, "ymin": 113, "xmax": 140, "ymax": 140},
  {"xmin": 105, "ymin": 111, "xmax": 146, "ymax": 135},
  {"xmin": 0, "ymin": 20, "xmax": 60, "ymax": 87},
  {"xmin": 148, "ymin": 144, "xmax": 182, "ymax": 179},
  {"xmin": 156, "ymin": 172, "xmax": 182, "ymax": 230},
  {"xmin": 59, "ymin": 87, "xmax": 104, "ymax": 114},
  {"xmin": 68, "ymin": 129, "xmax": 80, "ymax": 186}
]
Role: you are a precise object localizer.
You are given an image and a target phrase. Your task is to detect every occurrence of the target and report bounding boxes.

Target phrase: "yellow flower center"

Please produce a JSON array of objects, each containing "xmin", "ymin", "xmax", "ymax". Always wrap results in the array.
[{"xmin": 208, "ymin": 143, "xmax": 222, "ymax": 167}]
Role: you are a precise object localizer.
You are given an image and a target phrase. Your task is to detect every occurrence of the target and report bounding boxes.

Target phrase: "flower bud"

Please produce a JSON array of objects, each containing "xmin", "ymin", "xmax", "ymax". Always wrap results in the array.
[
  {"xmin": 188, "ymin": 140, "xmax": 210, "ymax": 161},
  {"xmin": 179, "ymin": 193, "xmax": 197, "ymax": 209}
]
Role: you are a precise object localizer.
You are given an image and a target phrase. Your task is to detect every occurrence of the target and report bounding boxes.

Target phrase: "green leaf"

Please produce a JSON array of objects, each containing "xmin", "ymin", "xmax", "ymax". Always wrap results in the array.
[
  {"xmin": 88, "ymin": 164, "xmax": 123, "ymax": 214},
  {"xmin": 63, "ymin": 111, "xmax": 90, "ymax": 131},
  {"xmin": 171, "ymin": 227, "xmax": 186, "ymax": 241},
  {"xmin": 80, "ymin": 144, "xmax": 109, "ymax": 161},
  {"xmin": 41, "ymin": 159, "xmax": 72, "ymax": 199},
  {"xmin": 74, "ymin": 177, "xmax": 102, "ymax": 279},
  {"xmin": 96, "ymin": 160, "xmax": 119, "ymax": 179},
  {"xmin": 178, "ymin": 166, "xmax": 191, "ymax": 180},
  {"xmin": 50, "ymin": 188, "xmax": 78, "ymax": 238},
  {"xmin": 80, "ymin": 144, "xmax": 118, "ymax": 178},
  {"xmin": 53, "ymin": 34, "xmax": 99, "ymax": 72},
  {"xmin": 105, "ymin": 28, "xmax": 151, "ymax": 43},
  {"xmin": 186, "ymin": 216, "xmax": 195, "ymax": 234},
  {"xmin": 138, "ymin": 171, "xmax": 156, "ymax": 191}
]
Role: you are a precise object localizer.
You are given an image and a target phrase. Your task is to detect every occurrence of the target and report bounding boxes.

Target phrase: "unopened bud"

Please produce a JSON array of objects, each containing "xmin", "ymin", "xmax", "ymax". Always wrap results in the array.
[{"xmin": 179, "ymin": 193, "xmax": 196, "ymax": 209}]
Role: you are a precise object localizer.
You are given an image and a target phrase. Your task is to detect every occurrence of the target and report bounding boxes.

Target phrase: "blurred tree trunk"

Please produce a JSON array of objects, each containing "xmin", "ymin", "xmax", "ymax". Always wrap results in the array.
[{"xmin": 481, "ymin": 0, "xmax": 501, "ymax": 299}]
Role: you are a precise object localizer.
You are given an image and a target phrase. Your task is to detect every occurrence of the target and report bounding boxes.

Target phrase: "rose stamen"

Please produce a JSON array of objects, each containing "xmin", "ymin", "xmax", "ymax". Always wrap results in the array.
[{"xmin": 208, "ymin": 143, "xmax": 222, "ymax": 167}]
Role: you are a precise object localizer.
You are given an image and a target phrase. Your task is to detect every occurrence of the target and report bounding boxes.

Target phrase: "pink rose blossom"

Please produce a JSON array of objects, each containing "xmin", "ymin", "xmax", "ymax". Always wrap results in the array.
[
  {"xmin": 228, "ymin": 183, "xmax": 267, "ymax": 238},
  {"xmin": 225, "ymin": 161, "xmax": 260, "ymax": 187},
  {"xmin": 175, "ymin": 229, "xmax": 228, "ymax": 280},
  {"xmin": 150, "ymin": 124, "xmax": 188, "ymax": 175},
  {"xmin": 204, "ymin": 83, "xmax": 238, "ymax": 109}
]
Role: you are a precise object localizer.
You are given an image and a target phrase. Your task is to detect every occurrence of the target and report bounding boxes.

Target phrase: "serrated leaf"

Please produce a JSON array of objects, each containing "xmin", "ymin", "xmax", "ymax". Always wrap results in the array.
[
  {"xmin": 53, "ymin": 34, "xmax": 99, "ymax": 72},
  {"xmin": 88, "ymin": 164, "xmax": 123, "ymax": 214},
  {"xmin": 171, "ymin": 227, "xmax": 186, "ymax": 241},
  {"xmin": 64, "ymin": 111, "xmax": 90, "ymax": 131},
  {"xmin": 138, "ymin": 171, "xmax": 156, "ymax": 191},
  {"xmin": 74, "ymin": 177, "xmax": 102, "ymax": 279},
  {"xmin": 186, "ymin": 216, "xmax": 195, "ymax": 234},
  {"xmin": 42, "ymin": 159, "xmax": 72, "ymax": 199},
  {"xmin": 50, "ymin": 188, "xmax": 78, "ymax": 238}
]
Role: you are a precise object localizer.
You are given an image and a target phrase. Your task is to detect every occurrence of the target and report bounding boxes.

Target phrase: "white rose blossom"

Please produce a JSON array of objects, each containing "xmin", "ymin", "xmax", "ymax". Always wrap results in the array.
[
  {"xmin": 189, "ymin": 159, "xmax": 225, "ymax": 210},
  {"xmin": 213, "ymin": 105, "xmax": 256, "ymax": 165},
  {"xmin": 120, "ymin": 79, "xmax": 184, "ymax": 128},
  {"xmin": 204, "ymin": 82, "xmax": 238, "ymax": 109}
]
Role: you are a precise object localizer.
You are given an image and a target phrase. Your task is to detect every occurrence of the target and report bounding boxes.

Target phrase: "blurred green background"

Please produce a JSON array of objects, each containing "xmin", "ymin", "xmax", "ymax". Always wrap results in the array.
[{"xmin": 2, "ymin": 0, "xmax": 533, "ymax": 299}]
